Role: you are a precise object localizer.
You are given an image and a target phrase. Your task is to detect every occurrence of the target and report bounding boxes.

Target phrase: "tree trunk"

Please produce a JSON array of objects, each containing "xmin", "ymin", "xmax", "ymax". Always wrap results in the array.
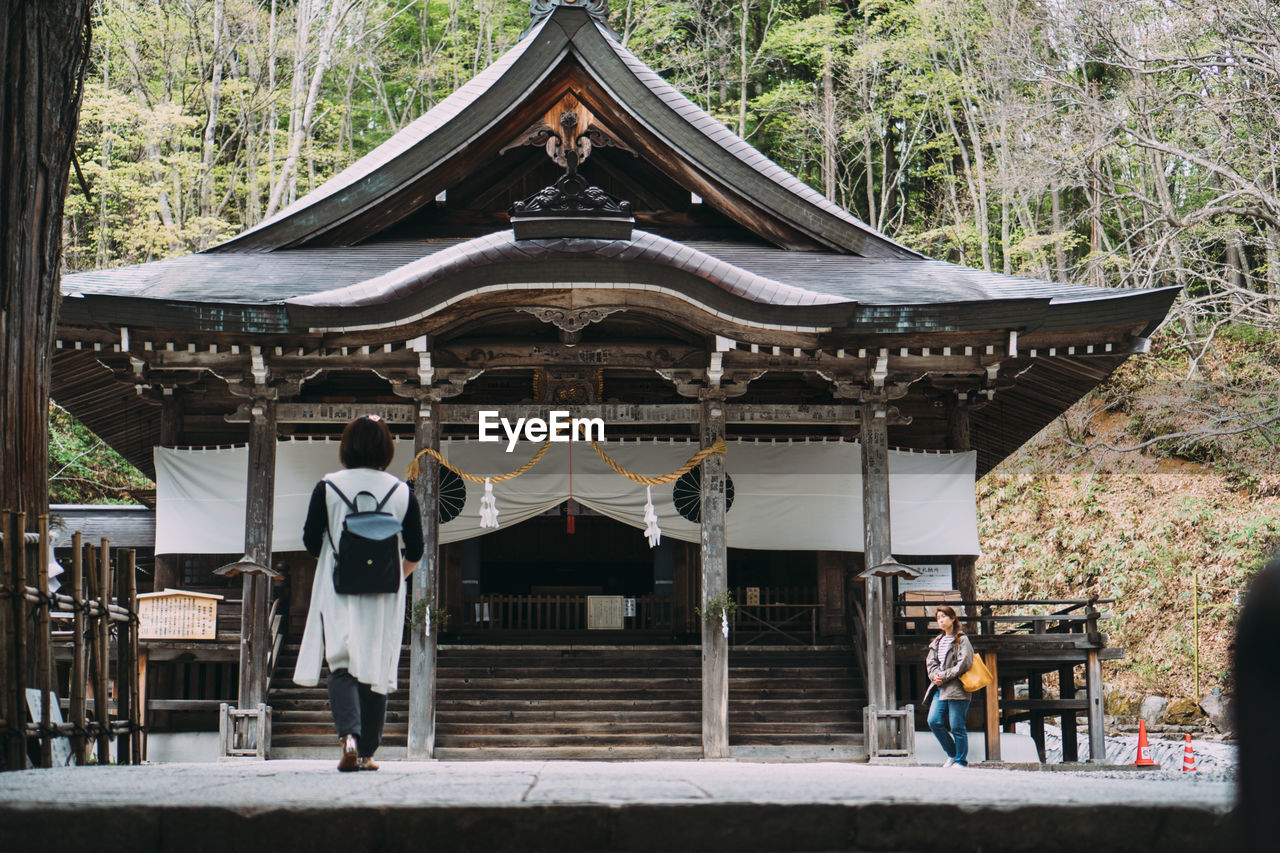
[
  {"xmin": 199, "ymin": 0, "xmax": 227, "ymax": 246},
  {"xmin": 737, "ymin": 0, "xmax": 748, "ymax": 138},
  {"xmin": 0, "ymin": 0, "xmax": 94, "ymax": 516},
  {"xmin": 265, "ymin": 0, "xmax": 347, "ymax": 219}
]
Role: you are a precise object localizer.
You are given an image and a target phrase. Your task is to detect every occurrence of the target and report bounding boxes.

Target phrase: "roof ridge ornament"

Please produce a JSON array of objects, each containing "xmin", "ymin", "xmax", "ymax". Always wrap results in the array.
[
  {"xmin": 510, "ymin": 106, "xmax": 634, "ymax": 240},
  {"xmin": 527, "ymin": 0, "xmax": 612, "ymax": 34}
]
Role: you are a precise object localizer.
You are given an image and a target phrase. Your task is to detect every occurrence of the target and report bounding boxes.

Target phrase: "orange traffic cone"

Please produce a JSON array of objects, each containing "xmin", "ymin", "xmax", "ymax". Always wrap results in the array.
[
  {"xmin": 1181, "ymin": 734, "xmax": 1196, "ymax": 772},
  {"xmin": 1134, "ymin": 719, "xmax": 1156, "ymax": 766}
]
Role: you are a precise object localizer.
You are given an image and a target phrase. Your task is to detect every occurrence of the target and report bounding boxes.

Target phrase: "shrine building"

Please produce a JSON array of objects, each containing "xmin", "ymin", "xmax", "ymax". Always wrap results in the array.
[{"xmin": 52, "ymin": 0, "xmax": 1177, "ymax": 761}]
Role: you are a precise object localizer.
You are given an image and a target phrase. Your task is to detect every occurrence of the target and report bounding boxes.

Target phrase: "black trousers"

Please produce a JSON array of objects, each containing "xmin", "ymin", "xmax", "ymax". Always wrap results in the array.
[{"xmin": 327, "ymin": 668, "xmax": 387, "ymax": 758}]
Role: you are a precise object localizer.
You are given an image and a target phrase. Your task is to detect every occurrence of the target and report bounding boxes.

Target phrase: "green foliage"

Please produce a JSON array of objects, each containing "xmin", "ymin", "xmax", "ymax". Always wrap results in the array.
[
  {"xmin": 48, "ymin": 405, "xmax": 152, "ymax": 504},
  {"xmin": 696, "ymin": 590, "xmax": 738, "ymax": 625},
  {"xmin": 410, "ymin": 595, "xmax": 450, "ymax": 633}
]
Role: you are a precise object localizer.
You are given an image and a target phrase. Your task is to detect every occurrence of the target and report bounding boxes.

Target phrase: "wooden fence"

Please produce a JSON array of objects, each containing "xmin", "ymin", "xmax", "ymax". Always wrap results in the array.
[
  {"xmin": 1, "ymin": 513, "xmax": 142, "ymax": 770},
  {"xmin": 463, "ymin": 594, "xmax": 675, "ymax": 631},
  {"xmin": 459, "ymin": 586, "xmax": 821, "ymax": 639},
  {"xmin": 892, "ymin": 597, "xmax": 1114, "ymax": 763}
]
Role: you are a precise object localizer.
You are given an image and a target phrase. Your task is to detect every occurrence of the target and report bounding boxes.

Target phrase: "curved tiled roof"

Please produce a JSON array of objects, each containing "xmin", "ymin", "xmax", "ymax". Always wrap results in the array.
[
  {"xmin": 287, "ymin": 230, "xmax": 847, "ymax": 311},
  {"xmin": 62, "ymin": 235, "xmax": 1155, "ymax": 309},
  {"xmin": 211, "ymin": 7, "xmax": 914, "ymax": 256}
]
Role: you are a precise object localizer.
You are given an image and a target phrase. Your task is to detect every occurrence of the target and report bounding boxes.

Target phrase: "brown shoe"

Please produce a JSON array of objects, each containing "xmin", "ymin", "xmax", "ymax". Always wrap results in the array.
[
  {"xmin": 337, "ymin": 735, "xmax": 358, "ymax": 772},
  {"xmin": 357, "ymin": 756, "xmax": 379, "ymax": 771}
]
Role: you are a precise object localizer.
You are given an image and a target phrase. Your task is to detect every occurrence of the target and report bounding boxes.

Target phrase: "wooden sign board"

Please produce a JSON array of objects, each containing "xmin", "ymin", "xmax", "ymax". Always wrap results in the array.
[
  {"xmin": 138, "ymin": 589, "xmax": 224, "ymax": 640},
  {"xmin": 745, "ymin": 587, "xmax": 760, "ymax": 606},
  {"xmin": 896, "ymin": 563, "xmax": 954, "ymax": 593},
  {"xmin": 900, "ymin": 590, "xmax": 965, "ymax": 630},
  {"xmin": 587, "ymin": 595, "xmax": 624, "ymax": 630}
]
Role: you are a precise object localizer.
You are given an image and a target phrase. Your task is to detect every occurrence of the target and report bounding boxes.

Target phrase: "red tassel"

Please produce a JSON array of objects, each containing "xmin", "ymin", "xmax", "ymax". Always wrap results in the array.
[{"xmin": 567, "ymin": 513, "xmax": 576, "ymax": 534}]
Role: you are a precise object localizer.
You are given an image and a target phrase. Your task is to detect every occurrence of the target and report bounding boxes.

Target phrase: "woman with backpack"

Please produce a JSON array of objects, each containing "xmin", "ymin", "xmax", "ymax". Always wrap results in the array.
[
  {"xmin": 926, "ymin": 604, "xmax": 975, "ymax": 768},
  {"xmin": 294, "ymin": 414, "xmax": 424, "ymax": 771}
]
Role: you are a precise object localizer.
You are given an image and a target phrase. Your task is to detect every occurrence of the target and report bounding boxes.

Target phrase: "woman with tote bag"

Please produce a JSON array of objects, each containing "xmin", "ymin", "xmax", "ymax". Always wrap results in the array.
[
  {"xmin": 925, "ymin": 605, "xmax": 976, "ymax": 768},
  {"xmin": 294, "ymin": 414, "xmax": 424, "ymax": 771}
]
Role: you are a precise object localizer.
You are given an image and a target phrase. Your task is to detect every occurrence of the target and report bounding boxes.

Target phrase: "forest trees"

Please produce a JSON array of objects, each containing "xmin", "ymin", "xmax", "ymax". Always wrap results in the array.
[
  {"xmin": 65, "ymin": 1, "xmax": 1280, "ymax": 334},
  {"xmin": 2, "ymin": 0, "xmax": 94, "ymax": 515},
  {"xmin": 64, "ymin": 0, "xmax": 528, "ymax": 268},
  {"xmin": 55, "ymin": 0, "xmax": 1279, "ymax": 502}
]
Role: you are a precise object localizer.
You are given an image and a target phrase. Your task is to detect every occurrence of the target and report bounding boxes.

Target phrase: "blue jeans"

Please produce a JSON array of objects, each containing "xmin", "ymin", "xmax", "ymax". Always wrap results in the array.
[{"xmin": 928, "ymin": 697, "xmax": 970, "ymax": 765}]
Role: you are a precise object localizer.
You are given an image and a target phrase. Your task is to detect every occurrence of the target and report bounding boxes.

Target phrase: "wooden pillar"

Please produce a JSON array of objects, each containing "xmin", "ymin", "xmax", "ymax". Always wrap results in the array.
[
  {"xmin": 238, "ymin": 399, "xmax": 276, "ymax": 711},
  {"xmin": 153, "ymin": 390, "xmax": 184, "ymax": 591},
  {"xmin": 1001, "ymin": 677, "xmax": 1017, "ymax": 733},
  {"xmin": 2, "ymin": 512, "xmax": 26, "ymax": 770},
  {"xmin": 1059, "ymin": 664, "xmax": 1079, "ymax": 762},
  {"xmin": 408, "ymin": 399, "xmax": 440, "ymax": 759},
  {"xmin": 946, "ymin": 395, "xmax": 978, "ymax": 604},
  {"xmin": 95, "ymin": 538, "xmax": 111, "ymax": 764},
  {"xmin": 36, "ymin": 516, "xmax": 52, "ymax": 767},
  {"xmin": 816, "ymin": 552, "xmax": 847, "ymax": 636},
  {"xmin": 983, "ymin": 650, "xmax": 1001, "ymax": 762},
  {"xmin": 699, "ymin": 394, "xmax": 729, "ymax": 758},
  {"xmin": 70, "ymin": 531, "xmax": 87, "ymax": 765},
  {"xmin": 859, "ymin": 402, "xmax": 895, "ymax": 716},
  {"xmin": 1085, "ymin": 649, "xmax": 1105, "ymax": 762},
  {"xmin": 115, "ymin": 549, "xmax": 134, "ymax": 766},
  {"xmin": 1029, "ymin": 671, "xmax": 1045, "ymax": 762}
]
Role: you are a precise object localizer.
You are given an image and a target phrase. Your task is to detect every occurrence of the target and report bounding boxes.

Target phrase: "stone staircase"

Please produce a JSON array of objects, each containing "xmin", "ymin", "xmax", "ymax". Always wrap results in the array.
[{"xmin": 267, "ymin": 643, "xmax": 864, "ymax": 760}]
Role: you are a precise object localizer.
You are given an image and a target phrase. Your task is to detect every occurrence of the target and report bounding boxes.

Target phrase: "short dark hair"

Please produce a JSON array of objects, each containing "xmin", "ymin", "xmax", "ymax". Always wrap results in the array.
[{"xmin": 339, "ymin": 414, "xmax": 395, "ymax": 470}]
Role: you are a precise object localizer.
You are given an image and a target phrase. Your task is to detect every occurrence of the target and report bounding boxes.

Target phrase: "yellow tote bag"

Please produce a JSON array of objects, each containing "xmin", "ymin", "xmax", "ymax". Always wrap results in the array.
[{"xmin": 959, "ymin": 652, "xmax": 994, "ymax": 692}]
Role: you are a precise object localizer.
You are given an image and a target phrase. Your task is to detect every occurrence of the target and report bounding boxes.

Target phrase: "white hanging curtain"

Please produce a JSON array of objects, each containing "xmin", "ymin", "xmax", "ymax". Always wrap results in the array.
[{"xmin": 153, "ymin": 439, "xmax": 979, "ymax": 556}]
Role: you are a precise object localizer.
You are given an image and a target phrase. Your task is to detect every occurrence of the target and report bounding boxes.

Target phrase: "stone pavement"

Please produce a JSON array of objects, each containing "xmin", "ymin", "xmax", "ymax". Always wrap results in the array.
[{"xmin": 0, "ymin": 760, "xmax": 1235, "ymax": 852}]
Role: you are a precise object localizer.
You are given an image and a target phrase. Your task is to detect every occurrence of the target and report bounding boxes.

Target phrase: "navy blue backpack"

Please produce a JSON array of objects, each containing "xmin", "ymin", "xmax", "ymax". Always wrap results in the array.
[{"xmin": 323, "ymin": 479, "xmax": 404, "ymax": 594}]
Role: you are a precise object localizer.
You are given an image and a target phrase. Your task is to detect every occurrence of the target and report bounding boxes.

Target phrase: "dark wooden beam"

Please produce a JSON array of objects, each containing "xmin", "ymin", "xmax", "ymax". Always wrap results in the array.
[
  {"xmin": 238, "ymin": 400, "xmax": 276, "ymax": 712},
  {"xmin": 1060, "ymin": 664, "xmax": 1079, "ymax": 762},
  {"xmin": 408, "ymin": 399, "xmax": 440, "ymax": 759},
  {"xmin": 699, "ymin": 394, "xmax": 729, "ymax": 758},
  {"xmin": 946, "ymin": 396, "xmax": 978, "ymax": 604},
  {"xmin": 1086, "ymin": 648, "xmax": 1105, "ymax": 762},
  {"xmin": 437, "ymin": 340, "xmax": 705, "ymax": 370},
  {"xmin": 860, "ymin": 401, "xmax": 896, "ymax": 744},
  {"xmin": 226, "ymin": 402, "xmax": 873, "ymax": 426}
]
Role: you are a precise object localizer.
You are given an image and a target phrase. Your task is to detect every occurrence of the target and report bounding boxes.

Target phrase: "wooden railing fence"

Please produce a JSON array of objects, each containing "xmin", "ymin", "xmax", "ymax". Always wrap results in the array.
[
  {"xmin": 891, "ymin": 596, "xmax": 1114, "ymax": 763},
  {"xmin": 1, "ymin": 513, "xmax": 142, "ymax": 771},
  {"xmin": 463, "ymin": 594, "xmax": 674, "ymax": 631},
  {"xmin": 459, "ymin": 586, "xmax": 822, "ymax": 639},
  {"xmin": 891, "ymin": 597, "xmax": 1112, "ymax": 639}
]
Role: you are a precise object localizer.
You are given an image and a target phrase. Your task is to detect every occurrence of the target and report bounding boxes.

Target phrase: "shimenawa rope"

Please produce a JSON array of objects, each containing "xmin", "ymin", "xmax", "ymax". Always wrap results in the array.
[{"xmin": 404, "ymin": 437, "xmax": 727, "ymax": 535}]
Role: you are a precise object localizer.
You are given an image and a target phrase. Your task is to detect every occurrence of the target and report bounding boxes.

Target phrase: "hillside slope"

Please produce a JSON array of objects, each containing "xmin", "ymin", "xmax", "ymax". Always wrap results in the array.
[{"xmin": 975, "ymin": 327, "xmax": 1280, "ymax": 698}]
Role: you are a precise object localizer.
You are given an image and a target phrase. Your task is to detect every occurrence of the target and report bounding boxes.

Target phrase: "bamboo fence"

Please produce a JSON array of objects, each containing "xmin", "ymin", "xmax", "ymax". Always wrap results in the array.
[{"xmin": 1, "ymin": 512, "xmax": 142, "ymax": 770}]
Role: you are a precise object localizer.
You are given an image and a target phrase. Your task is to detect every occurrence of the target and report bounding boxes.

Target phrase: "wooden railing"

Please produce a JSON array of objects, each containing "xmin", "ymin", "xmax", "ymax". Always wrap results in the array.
[
  {"xmin": 731, "ymin": 603, "xmax": 821, "ymax": 646},
  {"xmin": 891, "ymin": 598, "xmax": 1112, "ymax": 640},
  {"xmin": 725, "ymin": 587, "xmax": 820, "ymax": 645},
  {"xmin": 3, "ymin": 518, "xmax": 143, "ymax": 770},
  {"xmin": 463, "ymin": 594, "xmax": 674, "ymax": 631},
  {"xmin": 730, "ymin": 586, "xmax": 814, "ymax": 605},
  {"xmin": 891, "ymin": 597, "xmax": 1114, "ymax": 764}
]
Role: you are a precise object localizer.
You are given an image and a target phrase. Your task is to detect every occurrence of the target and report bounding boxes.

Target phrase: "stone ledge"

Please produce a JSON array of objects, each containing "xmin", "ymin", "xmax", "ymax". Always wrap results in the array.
[{"xmin": 0, "ymin": 801, "xmax": 1237, "ymax": 853}]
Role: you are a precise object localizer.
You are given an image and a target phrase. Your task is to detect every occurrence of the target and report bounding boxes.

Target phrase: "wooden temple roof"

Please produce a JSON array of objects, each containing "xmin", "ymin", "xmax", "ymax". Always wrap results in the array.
[
  {"xmin": 210, "ymin": 7, "xmax": 915, "ymax": 257},
  {"xmin": 61, "ymin": 232, "xmax": 1176, "ymax": 337},
  {"xmin": 52, "ymin": 4, "xmax": 1179, "ymax": 484}
]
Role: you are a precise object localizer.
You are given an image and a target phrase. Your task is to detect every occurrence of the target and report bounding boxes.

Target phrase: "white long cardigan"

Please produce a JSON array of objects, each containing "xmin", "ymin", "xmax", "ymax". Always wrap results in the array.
[{"xmin": 293, "ymin": 467, "xmax": 409, "ymax": 695}]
